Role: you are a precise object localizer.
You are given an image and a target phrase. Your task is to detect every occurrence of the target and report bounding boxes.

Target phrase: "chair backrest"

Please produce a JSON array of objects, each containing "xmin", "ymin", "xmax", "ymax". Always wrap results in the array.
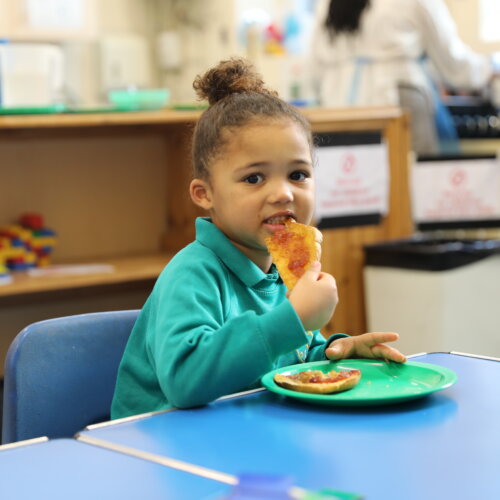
[{"xmin": 2, "ymin": 309, "xmax": 139, "ymax": 444}]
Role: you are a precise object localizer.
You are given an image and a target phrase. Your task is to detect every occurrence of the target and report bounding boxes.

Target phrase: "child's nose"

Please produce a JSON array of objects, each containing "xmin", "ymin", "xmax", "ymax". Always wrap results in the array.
[{"xmin": 268, "ymin": 180, "xmax": 294, "ymax": 204}]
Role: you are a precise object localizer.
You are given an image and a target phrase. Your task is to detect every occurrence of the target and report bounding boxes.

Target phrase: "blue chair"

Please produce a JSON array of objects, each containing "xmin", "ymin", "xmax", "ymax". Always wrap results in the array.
[{"xmin": 2, "ymin": 310, "xmax": 139, "ymax": 444}]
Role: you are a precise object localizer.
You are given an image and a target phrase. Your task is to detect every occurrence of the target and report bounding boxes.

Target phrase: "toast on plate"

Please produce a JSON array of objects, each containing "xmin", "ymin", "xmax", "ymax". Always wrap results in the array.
[{"xmin": 274, "ymin": 369, "xmax": 361, "ymax": 394}]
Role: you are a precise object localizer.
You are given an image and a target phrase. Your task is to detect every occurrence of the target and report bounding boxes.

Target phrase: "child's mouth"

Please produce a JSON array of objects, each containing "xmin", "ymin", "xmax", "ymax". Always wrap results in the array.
[
  {"xmin": 263, "ymin": 215, "xmax": 295, "ymax": 231},
  {"xmin": 265, "ymin": 216, "xmax": 291, "ymax": 225}
]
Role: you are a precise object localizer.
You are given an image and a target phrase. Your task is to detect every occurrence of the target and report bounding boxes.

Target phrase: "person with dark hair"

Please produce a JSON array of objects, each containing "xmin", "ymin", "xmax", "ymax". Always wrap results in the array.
[
  {"xmin": 310, "ymin": 0, "xmax": 499, "ymax": 153},
  {"xmin": 111, "ymin": 57, "xmax": 406, "ymax": 419}
]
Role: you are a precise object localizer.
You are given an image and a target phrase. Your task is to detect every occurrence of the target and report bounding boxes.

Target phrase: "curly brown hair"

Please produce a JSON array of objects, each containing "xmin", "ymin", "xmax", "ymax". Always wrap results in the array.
[{"xmin": 191, "ymin": 57, "xmax": 313, "ymax": 180}]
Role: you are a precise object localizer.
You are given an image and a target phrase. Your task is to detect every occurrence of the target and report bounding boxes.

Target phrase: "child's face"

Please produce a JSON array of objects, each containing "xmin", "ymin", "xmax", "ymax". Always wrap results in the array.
[{"xmin": 191, "ymin": 120, "xmax": 315, "ymax": 271}]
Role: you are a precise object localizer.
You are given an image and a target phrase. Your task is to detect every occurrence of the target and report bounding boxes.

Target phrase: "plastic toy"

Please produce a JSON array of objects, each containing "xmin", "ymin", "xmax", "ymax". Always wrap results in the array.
[{"xmin": 0, "ymin": 213, "xmax": 57, "ymax": 277}]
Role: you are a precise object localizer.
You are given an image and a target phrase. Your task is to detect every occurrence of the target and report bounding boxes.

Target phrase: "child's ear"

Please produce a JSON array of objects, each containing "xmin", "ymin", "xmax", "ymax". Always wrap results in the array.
[{"xmin": 190, "ymin": 178, "xmax": 213, "ymax": 210}]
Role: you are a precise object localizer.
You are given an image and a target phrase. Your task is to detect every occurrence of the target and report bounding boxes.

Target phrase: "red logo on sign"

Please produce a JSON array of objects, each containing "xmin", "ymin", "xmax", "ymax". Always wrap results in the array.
[
  {"xmin": 450, "ymin": 169, "xmax": 465, "ymax": 186},
  {"xmin": 341, "ymin": 153, "xmax": 356, "ymax": 174}
]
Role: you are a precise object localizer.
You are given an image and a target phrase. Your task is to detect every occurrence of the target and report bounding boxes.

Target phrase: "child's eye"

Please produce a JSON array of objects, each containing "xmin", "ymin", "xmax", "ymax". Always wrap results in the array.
[
  {"xmin": 244, "ymin": 173, "xmax": 264, "ymax": 184},
  {"xmin": 289, "ymin": 170, "xmax": 310, "ymax": 182}
]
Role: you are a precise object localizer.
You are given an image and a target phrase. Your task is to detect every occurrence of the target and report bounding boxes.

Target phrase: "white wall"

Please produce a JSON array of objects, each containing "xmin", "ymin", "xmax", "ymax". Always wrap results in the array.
[
  {"xmin": 444, "ymin": 0, "xmax": 500, "ymax": 52},
  {"xmin": 154, "ymin": 0, "xmax": 240, "ymax": 103}
]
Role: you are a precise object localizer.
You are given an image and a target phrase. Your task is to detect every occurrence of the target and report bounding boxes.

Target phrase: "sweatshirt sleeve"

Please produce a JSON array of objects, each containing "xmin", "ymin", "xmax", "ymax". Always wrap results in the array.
[
  {"xmin": 306, "ymin": 332, "xmax": 350, "ymax": 362},
  {"xmin": 148, "ymin": 260, "xmax": 309, "ymax": 409}
]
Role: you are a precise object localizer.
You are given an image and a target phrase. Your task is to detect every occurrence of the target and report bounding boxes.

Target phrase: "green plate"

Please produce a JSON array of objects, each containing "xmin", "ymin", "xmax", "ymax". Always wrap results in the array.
[{"xmin": 261, "ymin": 359, "xmax": 457, "ymax": 406}]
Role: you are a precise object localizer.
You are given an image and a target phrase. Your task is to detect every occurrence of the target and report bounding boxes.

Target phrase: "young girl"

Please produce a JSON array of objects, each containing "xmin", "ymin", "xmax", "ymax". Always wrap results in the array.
[{"xmin": 111, "ymin": 58, "xmax": 406, "ymax": 419}]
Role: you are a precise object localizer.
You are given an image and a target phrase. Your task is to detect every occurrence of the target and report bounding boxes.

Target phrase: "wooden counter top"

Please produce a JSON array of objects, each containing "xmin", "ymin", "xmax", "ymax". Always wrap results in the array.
[
  {"xmin": 0, "ymin": 106, "xmax": 404, "ymax": 130},
  {"xmin": 0, "ymin": 109, "xmax": 199, "ymax": 130}
]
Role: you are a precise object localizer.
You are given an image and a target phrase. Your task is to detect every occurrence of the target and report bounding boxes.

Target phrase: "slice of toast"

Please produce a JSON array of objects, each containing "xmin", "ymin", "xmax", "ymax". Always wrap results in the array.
[
  {"xmin": 274, "ymin": 369, "xmax": 361, "ymax": 394},
  {"xmin": 265, "ymin": 219, "xmax": 320, "ymax": 290}
]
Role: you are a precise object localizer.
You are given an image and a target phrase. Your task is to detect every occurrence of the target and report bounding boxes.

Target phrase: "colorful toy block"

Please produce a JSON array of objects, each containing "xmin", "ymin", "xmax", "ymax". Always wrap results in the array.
[{"xmin": 0, "ymin": 213, "xmax": 57, "ymax": 278}]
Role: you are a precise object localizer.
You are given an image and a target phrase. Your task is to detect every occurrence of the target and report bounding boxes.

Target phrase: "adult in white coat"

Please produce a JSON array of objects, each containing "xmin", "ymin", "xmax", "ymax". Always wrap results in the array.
[{"xmin": 310, "ymin": 0, "xmax": 497, "ymax": 153}]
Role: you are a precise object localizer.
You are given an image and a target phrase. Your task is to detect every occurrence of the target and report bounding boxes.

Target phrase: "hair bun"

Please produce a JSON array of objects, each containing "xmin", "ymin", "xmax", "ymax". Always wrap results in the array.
[{"xmin": 193, "ymin": 57, "xmax": 276, "ymax": 105}]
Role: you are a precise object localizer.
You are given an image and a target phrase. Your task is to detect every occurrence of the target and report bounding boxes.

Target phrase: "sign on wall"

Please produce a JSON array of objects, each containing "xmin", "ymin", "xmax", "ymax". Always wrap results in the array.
[
  {"xmin": 314, "ymin": 132, "xmax": 390, "ymax": 229},
  {"xmin": 411, "ymin": 154, "xmax": 500, "ymax": 230}
]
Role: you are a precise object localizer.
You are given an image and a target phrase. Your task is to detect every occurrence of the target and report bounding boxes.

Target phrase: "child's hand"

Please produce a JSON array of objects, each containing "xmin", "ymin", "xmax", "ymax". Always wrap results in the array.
[
  {"xmin": 288, "ymin": 261, "xmax": 338, "ymax": 331},
  {"xmin": 325, "ymin": 332, "xmax": 407, "ymax": 363}
]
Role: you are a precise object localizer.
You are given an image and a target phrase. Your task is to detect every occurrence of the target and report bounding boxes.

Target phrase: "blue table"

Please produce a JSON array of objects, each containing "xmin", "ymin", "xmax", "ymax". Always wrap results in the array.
[
  {"xmin": 0, "ymin": 438, "xmax": 227, "ymax": 499},
  {"xmin": 78, "ymin": 353, "xmax": 500, "ymax": 500}
]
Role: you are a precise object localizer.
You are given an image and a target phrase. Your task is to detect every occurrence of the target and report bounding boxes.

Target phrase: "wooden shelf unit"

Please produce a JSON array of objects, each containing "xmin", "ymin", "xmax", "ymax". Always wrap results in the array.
[
  {"xmin": 0, "ymin": 106, "xmax": 412, "ymax": 336},
  {"xmin": 0, "ymin": 253, "xmax": 172, "ymax": 302}
]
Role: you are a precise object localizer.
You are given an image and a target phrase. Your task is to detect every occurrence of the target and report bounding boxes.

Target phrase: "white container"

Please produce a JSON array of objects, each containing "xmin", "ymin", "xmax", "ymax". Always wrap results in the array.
[
  {"xmin": 0, "ymin": 43, "xmax": 65, "ymax": 107},
  {"xmin": 62, "ymin": 41, "xmax": 101, "ymax": 106},
  {"xmin": 99, "ymin": 35, "xmax": 152, "ymax": 92},
  {"xmin": 364, "ymin": 254, "xmax": 500, "ymax": 357}
]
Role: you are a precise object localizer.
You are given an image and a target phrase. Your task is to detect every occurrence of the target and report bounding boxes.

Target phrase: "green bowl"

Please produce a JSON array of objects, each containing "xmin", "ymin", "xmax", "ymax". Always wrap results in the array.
[{"xmin": 108, "ymin": 88, "xmax": 170, "ymax": 111}]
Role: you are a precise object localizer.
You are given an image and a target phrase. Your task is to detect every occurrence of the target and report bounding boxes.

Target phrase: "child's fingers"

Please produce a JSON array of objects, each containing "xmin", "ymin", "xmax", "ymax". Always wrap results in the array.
[
  {"xmin": 325, "ymin": 337, "xmax": 352, "ymax": 360},
  {"xmin": 301, "ymin": 260, "xmax": 321, "ymax": 282},
  {"xmin": 317, "ymin": 271, "xmax": 337, "ymax": 286},
  {"xmin": 315, "ymin": 242, "xmax": 322, "ymax": 261},
  {"xmin": 363, "ymin": 331, "xmax": 399, "ymax": 345},
  {"xmin": 355, "ymin": 332, "xmax": 405, "ymax": 362},
  {"xmin": 327, "ymin": 332, "xmax": 406, "ymax": 363},
  {"xmin": 315, "ymin": 272, "xmax": 339, "ymax": 303},
  {"xmin": 369, "ymin": 343, "xmax": 407, "ymax": 363},
  {"xmin": 314, "ymin": 228, "xmax": 323, "ymax": 261},
  {"xmin": 314, "ymin": 227, "xmax": 323, "ymax": 244}
]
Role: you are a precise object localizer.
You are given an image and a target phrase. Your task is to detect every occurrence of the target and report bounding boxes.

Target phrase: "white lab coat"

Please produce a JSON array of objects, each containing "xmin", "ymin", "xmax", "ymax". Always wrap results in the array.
[{"xmin": 310, "ymin": 0, "xmax": 492, "ymax": 108}]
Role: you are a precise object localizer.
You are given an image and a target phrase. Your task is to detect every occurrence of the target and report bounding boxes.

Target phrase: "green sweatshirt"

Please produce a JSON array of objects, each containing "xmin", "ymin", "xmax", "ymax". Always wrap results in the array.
[{"xmin": 111, "ymin": 217, "xmax": 345, "ymax": 419}]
